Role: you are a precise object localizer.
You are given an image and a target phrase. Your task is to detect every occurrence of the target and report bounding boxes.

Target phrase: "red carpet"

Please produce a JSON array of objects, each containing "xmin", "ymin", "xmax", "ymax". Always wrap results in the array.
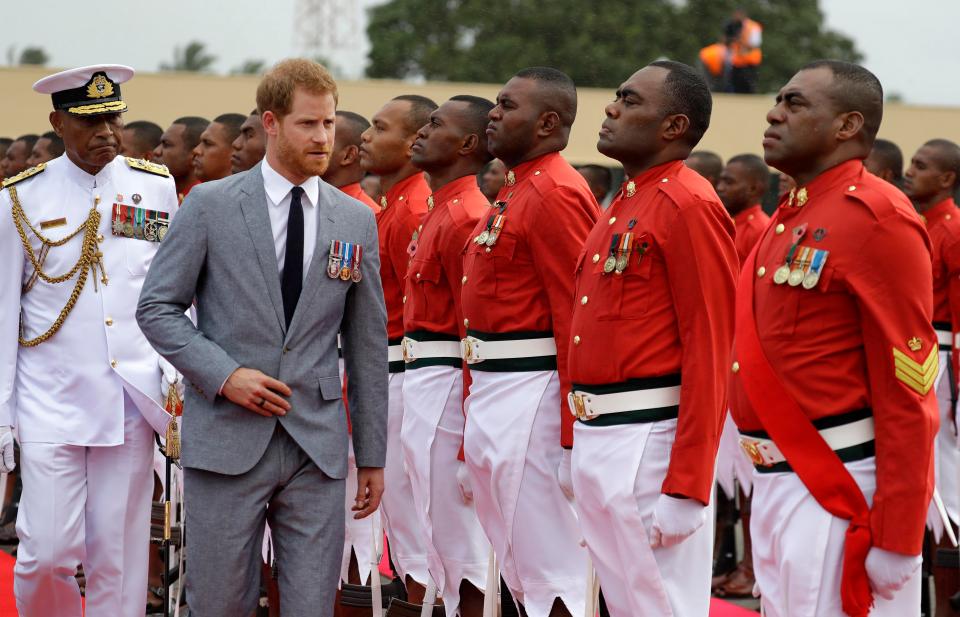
[{"xmin": 0, "ymin": 549, "xmax": 756, "ymax": 616}]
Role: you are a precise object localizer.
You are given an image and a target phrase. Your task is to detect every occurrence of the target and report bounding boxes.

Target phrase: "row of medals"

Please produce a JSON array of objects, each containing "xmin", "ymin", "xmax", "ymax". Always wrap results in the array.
[
  {"xmin": 327, "ymin": 243, "xmax": 363, "ymax": 282},
  {"xmin": 112, "ymin": 216, "xmax": 167, "ymax": 242},
  {"xmin": 772, "ymin": 254, "xmax": 823, "ymax": 289}
]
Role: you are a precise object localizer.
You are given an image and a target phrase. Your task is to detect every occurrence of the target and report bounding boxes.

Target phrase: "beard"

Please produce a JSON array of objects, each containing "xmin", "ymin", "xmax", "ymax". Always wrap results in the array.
[{"xmin": 276, "ymin": 128, "xmax": 330, "ymax": 179}]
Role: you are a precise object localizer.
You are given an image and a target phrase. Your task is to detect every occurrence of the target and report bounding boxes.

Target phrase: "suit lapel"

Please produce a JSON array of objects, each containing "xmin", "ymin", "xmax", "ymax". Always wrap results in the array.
[
  {"xmin": 239, "ymin": 165, "xmax": 286, "ymax": 333},
  {"xmin": 286, "ymin": 182, "xmax": 341, "ymax": 336}
]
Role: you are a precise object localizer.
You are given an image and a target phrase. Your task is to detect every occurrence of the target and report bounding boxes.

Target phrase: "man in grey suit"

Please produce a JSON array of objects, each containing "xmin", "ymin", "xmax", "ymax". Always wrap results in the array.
[{"xmin": 137, "ymin": 58, "xmax": 388, "ymax": 617}]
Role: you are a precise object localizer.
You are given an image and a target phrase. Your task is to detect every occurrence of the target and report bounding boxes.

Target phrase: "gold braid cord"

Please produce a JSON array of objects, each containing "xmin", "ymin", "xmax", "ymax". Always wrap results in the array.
[{"xmin": 10, "ymin": 186, "xmax": 106, "ymax": 347}]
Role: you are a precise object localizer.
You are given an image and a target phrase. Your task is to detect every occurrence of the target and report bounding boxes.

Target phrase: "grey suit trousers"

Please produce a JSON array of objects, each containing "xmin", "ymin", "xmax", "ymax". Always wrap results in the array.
[{"xmin": 184, "ymin": 424, "xmax": 345, "ymax": 617}]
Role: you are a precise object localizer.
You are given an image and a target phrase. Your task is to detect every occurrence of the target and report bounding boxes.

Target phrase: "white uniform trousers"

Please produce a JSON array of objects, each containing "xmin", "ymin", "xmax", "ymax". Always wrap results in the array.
[
  {"xmin": 341, "ymin": 440, "xmax": 380, "ymax": 584},
  {"xmin": 572, "ymin": 418, "xmax": 714, "ymax": 617},
  {"xmin": 463, "ymin": 370, "xmax": 587, "ymax": 617},
  {"xmin": 715, "ymin": 412, "xmax": 754, "ymax": 500},
  {"xmin": 752, "ymin": 457, "xmax": 921, "ymax": 616},
  {"xmin": 381, "ymin": 372, "xmax": 429, "ymax": 584},
  {"xmin": 928, "ymin": 350, "xmax": 959, "ymax": 540},
  {"xmin": 15, "ymin": 392, "xmax": 154, "ymax": 617},
  {"xmin": 401, "ymin": 366, "xmax": 488, "ymax": 616}
]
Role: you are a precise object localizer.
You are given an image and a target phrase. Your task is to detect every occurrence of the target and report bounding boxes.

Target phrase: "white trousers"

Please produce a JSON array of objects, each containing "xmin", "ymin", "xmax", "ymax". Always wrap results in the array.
[
  {"xmin": 341, "ymin": 440, "xmax": 380, "ymax": 584},
  {"xmin": 401, "ymin": 366, "xmax": 488, "ymax": 616},
  {"xmin": 752, "ymin": 457, "xmax": 921, "ymax": 617},
  {"xmin": 572, "ymin": 418, "xmax": 714, "ymax": 617},
  {"xmin": 464, "ymin": 370, "xmax": 587, "ymax": 617},
  {"xmin": 15, "ymin": 393, "xmax": 154, "ymax": 617},
  {"xmin": 715, "ymin": 412, "xmax": 754, "ymax": 499},
  {"xmin": 928, "ymin": 350, "xmax": 959, "ymax": 539},
  {"xmin": 381, "ymin": 371, "xmax": 428, "ymax": 584}
]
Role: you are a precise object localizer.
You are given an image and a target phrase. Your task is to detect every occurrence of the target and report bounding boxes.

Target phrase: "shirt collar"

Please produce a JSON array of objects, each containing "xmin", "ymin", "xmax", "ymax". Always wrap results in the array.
[
  {"xmin": 733, "ymin": 204, "xmax": 764, "ymax": 224},
  {"xmin": 384, "ymin": 172, "xmax": 427, "ymax": 207},
  {"xmin": 261, "ymin": 158, "xmax": 319, "ymax": 208},
  {"xmin": 922, "ymin": 198, "xmax": 958, "ymax": 226},
  {"xmin": 62, "ymin": 153, "xmax": 116, "ymax": 190},
  {"xmin": 619, "ymin": 160, "xmax": 684, "ymax": 197},
  {"xmin": 431, "ymin": 174, "xmax": 478, "ymax": 209},
  {"xmin": 503, "ymin": 151, "xmax": 562, "ymax": 190}
]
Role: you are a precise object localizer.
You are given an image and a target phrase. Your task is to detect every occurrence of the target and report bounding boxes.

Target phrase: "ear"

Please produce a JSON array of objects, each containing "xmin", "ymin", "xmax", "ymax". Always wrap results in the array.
[
  {"xmin": 459, "ymin": 133, "xmax": 480, "ymax": 157},
  {"xmin": 49, "ymin": 111, "xmax": 63, "ymax": 137},
  {"xmin": 941, "ymin": 170, "xmax": 957, "ymax": 192},
  {"xmin": 261, "ymin": 110, "xmax": 280, "ymax": 138},
  {"xmin": 342, "ymin": 144, "xmax": 359, "ymax": 167},
  {"xmin": 835, "ymin": 111, "xmax": 865, "ymax": 143},
  {"xmin": 661, "ymin": 114, "xmax": 690, "ymax": 143},
  {"xmin": 537, "ymin": 111, "xmax": 561, "ymax": 138}
]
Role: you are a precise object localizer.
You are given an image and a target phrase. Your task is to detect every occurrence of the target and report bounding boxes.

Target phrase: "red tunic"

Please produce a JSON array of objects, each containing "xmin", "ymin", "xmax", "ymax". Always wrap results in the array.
[
  {"xmin": 339, "ymin": 181, "xmax": 382, "ymax": 214},
  {"xmin": 403, "ymin": 174, "xmax": 489, "ymax": 337},
  {"xmin": 729, "ymin": 159, "xmax": 938, "ymax": 554},
  {"xmin": 568, "ymin": 160, "xmax": 738, "ymax": 503},
  {"xmin": 461, "ymin": 152, "xmax": 599, "ymax": 447},
  {"xmin": 733, "ymin": 203, "xmax": 769, "ymax": 264},
  {"xmin": 924, "ymin": 198, "xmax": 960, "ymax": 328},
  {"xmin": 377, "ymin": 172, "xmax": 431, "ymax": 340}
]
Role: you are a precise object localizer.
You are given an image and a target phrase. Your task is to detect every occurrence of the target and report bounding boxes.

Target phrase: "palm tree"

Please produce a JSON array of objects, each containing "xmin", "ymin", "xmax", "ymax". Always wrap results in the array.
[{"xmin": 161, "ymin": 41, "xmax": 216, "ymax": 73}]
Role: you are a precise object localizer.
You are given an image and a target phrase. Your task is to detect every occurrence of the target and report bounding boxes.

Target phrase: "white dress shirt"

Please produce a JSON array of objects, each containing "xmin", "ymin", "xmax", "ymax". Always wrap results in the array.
[{"xmin": 261, "ymin": 158, "xmax": 319, "ymax": 281}]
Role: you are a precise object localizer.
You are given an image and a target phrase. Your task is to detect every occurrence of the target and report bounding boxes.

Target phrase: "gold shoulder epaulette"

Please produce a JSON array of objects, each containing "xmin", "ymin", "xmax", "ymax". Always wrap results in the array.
[
  {"xmin": 2, "ymin": 162, "xmax": 47, "ymax": 189},
  {"xmin": 126, "ymin": 157, "xmax": 170, "ymax": 177}
]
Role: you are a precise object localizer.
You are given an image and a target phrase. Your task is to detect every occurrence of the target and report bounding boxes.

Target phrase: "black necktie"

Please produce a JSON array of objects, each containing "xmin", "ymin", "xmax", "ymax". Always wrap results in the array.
[{"xmin": 281, "ymin": 186, "xmax": 304, "ymax": 328}]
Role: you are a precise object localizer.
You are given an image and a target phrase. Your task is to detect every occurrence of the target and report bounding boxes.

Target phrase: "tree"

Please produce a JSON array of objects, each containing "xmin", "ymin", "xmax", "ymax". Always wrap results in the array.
[
  {"xmin": 18, "ymin": 47, "xmax": 49, "ymax": 66},
  {"xmin": 231, "ymin": 59, "xmax": 266, "ymax": 75},
  {"xmin": 366, "ymin": 0, "xmax": 862, "ymax": 93},
  {"xmin": 161, "ymin": 41, "xmax": 216, "ymax": 73}
]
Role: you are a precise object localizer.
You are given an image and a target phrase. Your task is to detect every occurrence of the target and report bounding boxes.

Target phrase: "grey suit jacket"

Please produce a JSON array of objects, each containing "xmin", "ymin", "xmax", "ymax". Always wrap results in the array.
[{"xmin": 137, "ymin": 163, "xmax": 388, "ymax": 478}]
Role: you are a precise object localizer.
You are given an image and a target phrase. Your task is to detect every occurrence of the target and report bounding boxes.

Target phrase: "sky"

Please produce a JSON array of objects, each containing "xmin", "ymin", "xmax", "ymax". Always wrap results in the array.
[{"xmin": 4, "ymin": 0, "xmax": 959, "ymax": 107}]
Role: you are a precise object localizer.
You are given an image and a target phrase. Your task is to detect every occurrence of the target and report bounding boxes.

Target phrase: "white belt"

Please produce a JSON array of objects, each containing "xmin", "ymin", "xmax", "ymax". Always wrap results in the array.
[
  {"xmin": 401, "ymin": 337, "xmax": 461, "ymax": 363},
  {"xmin": 460, "ymin": 336, "xmax": 557, "ymax": 364},
  {"xmin": 388, "ymin": 344, "xmax": 403, "ymax": 363},
  {"xmin": 739, "ymin": 416, "xmax": 875, "ymax": 468},
  {"xmin": 936, "ymin": 329, "xmax": 952, "ymax": 348},
  {"xmin": 568, "ymin": 385, "xmax": 681, "ymax": 421}
]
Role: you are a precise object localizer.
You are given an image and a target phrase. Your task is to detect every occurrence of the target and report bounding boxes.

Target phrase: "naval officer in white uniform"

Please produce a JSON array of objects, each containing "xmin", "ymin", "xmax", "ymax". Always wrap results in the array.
[{"xmin": 0, "ymin": 64, "xmax": 178, "ymax": 617}]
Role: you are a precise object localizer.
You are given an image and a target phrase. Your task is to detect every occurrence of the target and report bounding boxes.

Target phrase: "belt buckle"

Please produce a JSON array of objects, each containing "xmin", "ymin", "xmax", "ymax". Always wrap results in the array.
[
  {"xmin": 461, "ymin": 337, "xmax": 480, "ymax": 364},
  {"xmin": 568, "ymin": 391, "xmax": 590, "ymax": 420},
  {"xmin": 401, "ymin": 337, "xmax": 415, "ymax": 363},
  {"xmin": 739, "ymin": 437, "xmax": 771, "ymax": 467}
]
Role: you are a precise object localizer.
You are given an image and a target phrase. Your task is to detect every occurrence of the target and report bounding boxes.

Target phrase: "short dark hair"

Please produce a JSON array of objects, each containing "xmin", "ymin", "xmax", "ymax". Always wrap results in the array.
[
  {"xmin": 649, "ymin": 60, "xmax": 712, "ymax": 148},
  {"xmin": 578, "ymin": 164, "xmax": 612, "ymax": 187},
  {"xmin": 869, "ymin": 138, "xmax": 903, "ymax": 181},
  {"xmin": 213, "ymin": 113, "xmax": 247, "ymax": 143},
  {"xmin": 335, "ymin": 110, "xmax": 370, "ymax": 145},
  {"xmin": 16, "ymin": 134, "xmax": 40, "ymax": 150},
  {"xmin": 40, "ymin": 131, "xmax": 65, "ymax": 158},
  {"xmin": 727, "ymin": 153, "xmax": 770, "ymax": 185},
  {"xmin": 172, "ymin": 116, "xmax": 210, "ymax": 151},
  {"xmin": 514, "ymin": 66, "xmax": 578, "ymax": 128},
  {"xmin": 449, "ymin": 94, "xmax": 495, "ymax": 162},
  {"xmin": 124, "ymin": 120, "xmax": 163, "ymax": 153},
  {"xmin": 392, "ymin": 94, "xmax": 439, "ymax": 135},
  {"xmin": 801, "ymin": 60, "xmax": 883, "ymax": 144},
  {"xmin": 0, "ymin": 137, "xmax": 13, "ymax": 148},
  {"xmin": 924, "ymin": 138, "xmax": 960, "ymax": 190},
  {"xmin": 687, "ymin": 151, "xmax": 724, "ymax": 178}
]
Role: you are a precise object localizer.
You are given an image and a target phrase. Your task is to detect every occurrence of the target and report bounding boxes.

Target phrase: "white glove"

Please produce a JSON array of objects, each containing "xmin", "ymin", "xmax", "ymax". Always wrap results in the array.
[
  {"xmin": 866, "ymin": 547, "xmax": 922, "ymax": 600},
  {"xmin": 0, "ymin": 426, "xmax": 15, "ymax": 474},
  {"xmin": 456, "ymin": 462, "xmax": 473, "ymax": 504},
  {"xmin": 649, "ymin": 494, "xmax": 707, "ymax": 548},
  {"xmin": 159, "ymin": 357, "xmax": 184, "ymax": 401},
  {"xmin": 557, "ymin": 448, "xmax": 574, "ymax": 501}
]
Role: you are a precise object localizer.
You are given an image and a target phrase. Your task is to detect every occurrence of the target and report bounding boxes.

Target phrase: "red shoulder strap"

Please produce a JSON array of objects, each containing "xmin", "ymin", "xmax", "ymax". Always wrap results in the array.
[{"xmin": 735, "ymin": 242, "xmax": 874, "ymax": 617}]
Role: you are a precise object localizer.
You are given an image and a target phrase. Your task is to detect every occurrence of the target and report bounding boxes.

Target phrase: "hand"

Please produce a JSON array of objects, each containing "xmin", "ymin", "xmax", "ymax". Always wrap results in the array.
[
  {"xmin": 557, "ymin": 448, "xmax": 574, "ymax": 501},
  {"xmin": 352, "ymin": 467, "xmax": 384, "ymax": 519},
  {"xmin": 649, "ymin": 494, "xmax": 707, "ymax": 548},
  {"xmin": 221, "ymin": 368, "xmax": 292, "ymax": 417},
  {"xmin": 456, "ymin": 461, "xmax": 474, "ymax": 504},
  {"xmin": 866, "ymin": 547, "xmax": 921, "ymax": 600},
  {"xmin": 159, "ymin": 357, "xmax": 184, "ymax": 399},
  {"xmin": 0, "ymin": 426, "xmax": 13, "ymax": 473}
]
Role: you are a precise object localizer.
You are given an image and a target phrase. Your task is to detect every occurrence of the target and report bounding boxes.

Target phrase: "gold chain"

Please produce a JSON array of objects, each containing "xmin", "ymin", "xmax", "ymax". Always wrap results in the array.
[{"xmin": 10, "ymin": 186, "xmax": 106, "ymax": 347}]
